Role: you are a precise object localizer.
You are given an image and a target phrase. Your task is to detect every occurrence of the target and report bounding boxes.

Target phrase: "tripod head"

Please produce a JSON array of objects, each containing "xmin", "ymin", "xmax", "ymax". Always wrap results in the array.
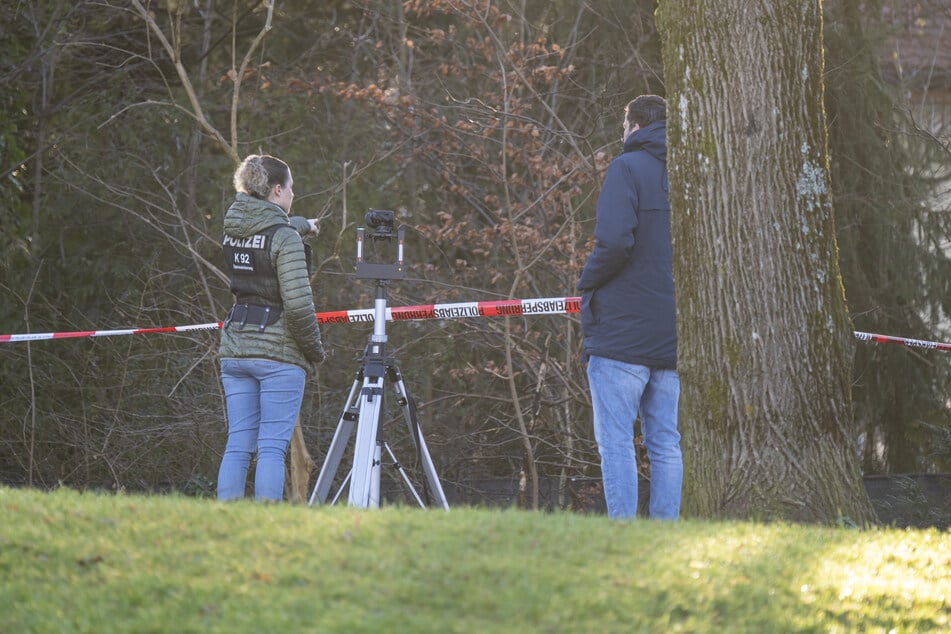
[
  {"xmin": 355, "ymin": 210, "xmax": 406, "ymax": 345},
  {"xmin": 356, "ymin": 209, "xmax": 405, "ymax": 281}
]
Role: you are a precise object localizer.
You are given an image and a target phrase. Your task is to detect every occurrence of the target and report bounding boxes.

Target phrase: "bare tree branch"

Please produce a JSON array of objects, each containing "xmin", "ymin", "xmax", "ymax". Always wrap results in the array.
[{"xmin": 129, "ymin": 0, "xmax": 235, "ymax": 163}]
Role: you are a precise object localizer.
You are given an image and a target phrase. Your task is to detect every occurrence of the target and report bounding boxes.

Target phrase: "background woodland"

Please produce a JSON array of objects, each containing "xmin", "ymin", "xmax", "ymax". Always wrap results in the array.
[{"xmin": 1, "ymin": 0, "xmax": 948, "ymax": 509}]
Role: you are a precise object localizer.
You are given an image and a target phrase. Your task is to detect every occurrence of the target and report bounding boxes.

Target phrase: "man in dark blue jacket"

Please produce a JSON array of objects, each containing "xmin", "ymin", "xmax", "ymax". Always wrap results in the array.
[{"xmin": 578, "ymin": 94, "xmax": 682, "ymax": 519}]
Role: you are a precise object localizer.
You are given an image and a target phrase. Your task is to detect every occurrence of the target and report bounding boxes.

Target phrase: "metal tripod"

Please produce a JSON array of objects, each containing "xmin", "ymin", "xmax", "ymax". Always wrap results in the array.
[{"xmin": 308, "ymin": 277, "xmax": 448, "ymax": 510}]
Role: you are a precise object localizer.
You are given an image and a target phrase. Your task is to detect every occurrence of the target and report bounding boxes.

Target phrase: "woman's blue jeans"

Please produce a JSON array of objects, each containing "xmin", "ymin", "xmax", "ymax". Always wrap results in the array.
[
  {"xmin": 586, "ymin": 355, "xmax": 682, "ymax": 519},
  {"xmin": 217, "ymin": 358, "xmax": 306, "ymax": 501}
]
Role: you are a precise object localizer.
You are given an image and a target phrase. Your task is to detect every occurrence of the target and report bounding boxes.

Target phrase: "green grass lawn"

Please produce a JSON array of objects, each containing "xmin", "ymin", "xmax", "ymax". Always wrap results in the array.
[{"xmin": 1, "ymin": 486, "xmax": 947, "ymax": 633}]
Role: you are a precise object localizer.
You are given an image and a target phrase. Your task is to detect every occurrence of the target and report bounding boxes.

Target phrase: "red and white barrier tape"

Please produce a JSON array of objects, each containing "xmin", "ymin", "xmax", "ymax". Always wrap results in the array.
[
  {"xmin": 318, "ymin": 296, "xmax": 580, "ymax": 324},
  {"xmin": 1, "ymin": 295, "xmax": 949, "ymax": 351},
  {"xmin": 851, "ymin": 331, "xmax": 951, "ymax": 352}
]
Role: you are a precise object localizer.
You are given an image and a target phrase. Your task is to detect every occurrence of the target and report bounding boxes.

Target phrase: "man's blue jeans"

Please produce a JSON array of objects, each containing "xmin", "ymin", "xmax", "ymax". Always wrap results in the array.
[
  {"xmin": 217, "ymin": 358, "xmax": 306, "ymax": 501},
  {"xmin": 586, "ymin": 355, "xmax": 682, "ymax": 519}
]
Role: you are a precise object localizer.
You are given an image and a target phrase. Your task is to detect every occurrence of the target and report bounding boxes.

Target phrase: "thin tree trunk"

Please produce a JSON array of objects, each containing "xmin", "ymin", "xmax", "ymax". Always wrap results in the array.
[
  {"xmin": 285, "ymin": 419, "xmax": 313, "ymax": 503},
  {"xmin": 658, "ymin": 0, "xmax": 877, "ymax": 524}
]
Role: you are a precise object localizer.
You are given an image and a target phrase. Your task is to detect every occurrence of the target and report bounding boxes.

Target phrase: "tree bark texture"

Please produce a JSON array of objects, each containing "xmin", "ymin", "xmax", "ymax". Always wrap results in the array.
[{"xmin": 658, "ymin": 0, "xmax": 878, "ymax": 524}]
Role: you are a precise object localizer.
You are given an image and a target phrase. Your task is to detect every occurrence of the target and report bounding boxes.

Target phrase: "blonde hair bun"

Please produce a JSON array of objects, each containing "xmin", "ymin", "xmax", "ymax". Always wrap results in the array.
[{"xmin": 234, "ymin": 155, "xmax": 272, "ymax": 198}]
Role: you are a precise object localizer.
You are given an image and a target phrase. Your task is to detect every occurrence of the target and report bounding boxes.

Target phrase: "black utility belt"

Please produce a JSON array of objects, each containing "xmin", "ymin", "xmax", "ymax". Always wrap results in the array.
[{"xmin": 224, "ymin": 303, "xmax": 283, "ymax": 331}]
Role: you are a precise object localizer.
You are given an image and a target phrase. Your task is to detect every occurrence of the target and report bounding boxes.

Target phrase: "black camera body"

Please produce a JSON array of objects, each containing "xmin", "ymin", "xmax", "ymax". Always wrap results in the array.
[
  {"xmin": 364, "ymin": 209, "xmax": 395, "ymax": 236},
  {"xmin": 356, "ymin": 209, "xmax": 405, "ymax": 280}
]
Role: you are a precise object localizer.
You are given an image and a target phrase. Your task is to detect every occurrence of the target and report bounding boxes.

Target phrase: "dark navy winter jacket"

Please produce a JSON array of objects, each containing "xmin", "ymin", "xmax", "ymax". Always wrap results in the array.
[{"xmin": 577, "ymin": 120, "xmax": 677, "ymax": 368}]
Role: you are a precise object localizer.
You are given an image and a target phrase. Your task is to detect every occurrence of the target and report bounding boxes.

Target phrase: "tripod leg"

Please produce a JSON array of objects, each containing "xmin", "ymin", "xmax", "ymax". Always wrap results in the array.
[
  {"xmin": 389, "ymin": 367, "xmax": 450, "ymax": 510},
  {"xmin": 369, "ymin": 442, "xmax": 382, "ymax": 507},
  {"xmin": 309, "ymin": 375, "xmax": 362, "ymax": 506},
  {"xmin": 348, "ymin": 375, "xmax": 385, "ymax": 508},
  {"xmin": 382, "ymin": 442, "xmax": 426, "ymax": 507}
]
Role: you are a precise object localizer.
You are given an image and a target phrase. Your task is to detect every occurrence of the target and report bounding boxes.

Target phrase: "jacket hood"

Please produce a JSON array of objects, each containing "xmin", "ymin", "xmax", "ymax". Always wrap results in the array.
[
  {"xmin": 223, "ymin": 192, "xmax": 290, "ymax": 238},
  {"xmin": 622, "ymin": 120, "xmax": 667, "ymax": 163}
]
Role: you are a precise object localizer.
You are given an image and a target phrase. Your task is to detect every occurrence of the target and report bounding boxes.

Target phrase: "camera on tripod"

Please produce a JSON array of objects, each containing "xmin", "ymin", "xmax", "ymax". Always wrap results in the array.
[
  {"xmin": 356, "ymin": 209, "xmax": 405, "ymax": 280},
  {"xmin": 310, "ymin": 206, "xmax": 449, "ymax": 510}
]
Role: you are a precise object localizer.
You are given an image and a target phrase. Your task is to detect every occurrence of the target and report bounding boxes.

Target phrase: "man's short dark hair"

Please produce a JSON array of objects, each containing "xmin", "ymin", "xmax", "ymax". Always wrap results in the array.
[{"xmin": 626, "ymin": 95, "xmax": 666, "ymax": 127}]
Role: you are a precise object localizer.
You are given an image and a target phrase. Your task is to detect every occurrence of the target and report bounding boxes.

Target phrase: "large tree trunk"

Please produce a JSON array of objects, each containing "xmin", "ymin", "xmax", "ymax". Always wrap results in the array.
[{"xmin": 657, "ymin": 0, "xmax": 877, "ymax": 524}]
